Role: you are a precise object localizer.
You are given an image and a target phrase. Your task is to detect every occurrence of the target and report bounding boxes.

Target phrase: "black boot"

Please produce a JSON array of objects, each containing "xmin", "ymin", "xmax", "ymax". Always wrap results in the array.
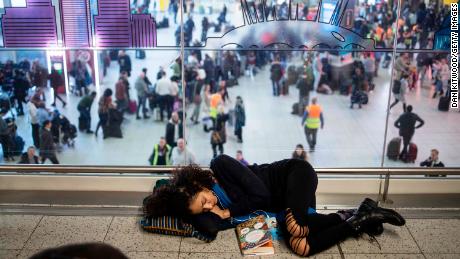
[
  {"xmin": 355, "ymin": 198, "xmax": 384, "ymax": 235},
  {"xmin": 357, "ymin": 198, "xmax": 405, "ymax": 226},
  {"xmin": 338, "ymin": 208, "xmax": 384, "ymax": 236},
  {"xmin": 346, "ymin": 198, "xmax": 405, "ymax": 234}
]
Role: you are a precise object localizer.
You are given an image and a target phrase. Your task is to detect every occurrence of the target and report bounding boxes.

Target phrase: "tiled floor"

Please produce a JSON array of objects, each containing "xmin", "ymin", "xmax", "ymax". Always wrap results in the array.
[{"xmin": 0, "ymin": 215, "xmax": 459, "ymax": 259}]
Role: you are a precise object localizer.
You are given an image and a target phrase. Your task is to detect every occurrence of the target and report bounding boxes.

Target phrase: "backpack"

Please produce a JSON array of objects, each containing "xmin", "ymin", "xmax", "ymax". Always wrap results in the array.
[{"xmin": 392, "ymin": 80, "xmax": 401, "ymax": 94}]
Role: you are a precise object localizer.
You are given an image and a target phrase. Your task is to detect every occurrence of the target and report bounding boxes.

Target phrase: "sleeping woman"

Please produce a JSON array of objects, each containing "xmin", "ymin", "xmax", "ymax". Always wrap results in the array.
[{"xmin": 143, "ymin": 155, "xmax": 405, "ymax": 257}]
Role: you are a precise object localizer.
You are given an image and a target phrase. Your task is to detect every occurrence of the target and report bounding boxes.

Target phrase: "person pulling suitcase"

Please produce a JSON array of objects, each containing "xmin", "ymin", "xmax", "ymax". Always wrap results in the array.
[{"xmin": 394, "ymin": 105, "xmax": 424, "ymax": 163}]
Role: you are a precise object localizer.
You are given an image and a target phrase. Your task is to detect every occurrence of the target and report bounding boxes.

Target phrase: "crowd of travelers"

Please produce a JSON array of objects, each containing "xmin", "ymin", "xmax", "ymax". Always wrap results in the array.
[{"xmin": 0, "ymin": 1, "xmax": 453, "ymax": 168}]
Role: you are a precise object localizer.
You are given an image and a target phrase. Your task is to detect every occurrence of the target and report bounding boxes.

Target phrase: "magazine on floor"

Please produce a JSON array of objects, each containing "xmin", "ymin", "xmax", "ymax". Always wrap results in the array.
[{"xmin": 235, "ymin": 215, "xmax": 274, "ymax": 256}]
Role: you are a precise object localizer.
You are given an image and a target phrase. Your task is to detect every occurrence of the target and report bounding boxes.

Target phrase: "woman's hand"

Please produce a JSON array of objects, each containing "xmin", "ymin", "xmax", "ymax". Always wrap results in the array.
[{"xmin": 210, "ymin": 206, "xmax": 230, "ymax": 219}]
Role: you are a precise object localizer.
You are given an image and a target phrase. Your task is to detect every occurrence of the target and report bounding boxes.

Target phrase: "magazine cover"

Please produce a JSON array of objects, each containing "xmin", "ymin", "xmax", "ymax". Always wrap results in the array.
[{"xmin": 236, "ymin": 215, "xmax": 274, "ymax": 256}]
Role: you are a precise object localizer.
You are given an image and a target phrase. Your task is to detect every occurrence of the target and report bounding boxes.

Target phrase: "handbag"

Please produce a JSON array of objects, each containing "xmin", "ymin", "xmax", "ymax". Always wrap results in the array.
[{"xmin": 211, "ymin": 131, "xmax": 222, "ymax": 144}]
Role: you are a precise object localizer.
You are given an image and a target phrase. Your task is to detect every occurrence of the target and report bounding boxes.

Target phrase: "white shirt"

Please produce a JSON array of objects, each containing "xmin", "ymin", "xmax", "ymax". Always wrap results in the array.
[
  {"xmin": 171, "ymin": 147, "xmax": 196, "ymax": 166},
  {"xmin": 169, "ymin": 81, "xmax": 179, "ymax": 96},
  {"xmin": 174, "ymin": 123, "xmax": 179, "ymax": 142},
  {"xmin": 155, "ymin": 77, "xmax": 172, "ymax": 96},
  {"xmin": 27, "ymin": 102, "xmax": 38, "ymax": 124}
]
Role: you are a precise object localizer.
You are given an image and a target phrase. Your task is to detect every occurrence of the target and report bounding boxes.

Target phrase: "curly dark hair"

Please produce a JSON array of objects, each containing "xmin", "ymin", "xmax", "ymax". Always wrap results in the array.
[{"xmin": 143, "ymin": 165, "xmax": 215, "ymax": 218}]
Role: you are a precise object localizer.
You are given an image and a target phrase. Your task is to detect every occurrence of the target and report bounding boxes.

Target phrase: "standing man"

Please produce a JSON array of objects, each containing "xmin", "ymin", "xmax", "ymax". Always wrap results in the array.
[
  {"xmin": 115, "ymin": 76, "xmax": 128, "ymax": 113},
  {"xmin": 170, "ymin": 138, "xmax": 196, "ymax": 166},
  {"xmin": 13, "ymin": 69, "xmax": 30, "ymax": 116},
  {"xmin": 393, "ymin": 53, "xmax": 410, "ymax": 80},
  {"xmin": 135, "ymin": 72, "xmax": 150, "ymax": 119},
  {"xmin": 301, "ymin": 97, "xmax": 324, "ymax": 152},
  {"xmin": 77, "ymin": 91, "xmax": 97, "ymax": 134},
  {"xmin": 270, "ymin": 56, "xmax": 283, "ymax": 96},
  {"xmin": 296, "ymin": 71, "xmax": 313, "ymax": 116},
  {"xmin": 155, "ymin": 71, "xmax": 171, "ymax": 122},
  {"xmin": 148, "ymin": 137, "xmax": 172, "ymax": 166},
  {"xmin": 165, "ymin": 112, "xmax": 183, "ymax": 147},
  {"xmin": 40, "ymin": 120, "xmax": 59, "ymax": 164},
  {"xmin": 27, "ymin": 100, "xmax": 40, "ymax": 148},
  {"xmin": 0, "ymin": 109, "xmax": 13, "ymax": 161},
  {"xmin": 118, "ymin": 50, "xmax": 132, "ymax": 77},
  {"xmin": 394, "ymin": 105, "xmax": 424, "ymax": 162}
]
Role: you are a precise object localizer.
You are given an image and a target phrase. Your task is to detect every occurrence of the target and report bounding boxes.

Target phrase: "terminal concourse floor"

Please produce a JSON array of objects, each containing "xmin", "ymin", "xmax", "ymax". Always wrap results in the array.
[{"xmin": 0, "ymin": 213, "xmax": 459, "ymax": 259}]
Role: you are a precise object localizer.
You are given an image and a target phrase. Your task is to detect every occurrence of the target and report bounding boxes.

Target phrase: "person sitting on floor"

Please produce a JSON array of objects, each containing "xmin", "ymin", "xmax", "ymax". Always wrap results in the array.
[
  {"xmin": 421, "ymin": 148, "xmax": 446, "ymax": 177},
  {"xmin": 18, "ymin": 146, "xmax": 40, "ymax": 164}
]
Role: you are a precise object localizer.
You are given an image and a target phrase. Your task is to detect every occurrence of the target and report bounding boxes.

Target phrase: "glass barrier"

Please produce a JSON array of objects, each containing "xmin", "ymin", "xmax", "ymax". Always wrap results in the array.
[{"xmin": 0, "ymin": 0, "xmax": 457, "ymax": 171}]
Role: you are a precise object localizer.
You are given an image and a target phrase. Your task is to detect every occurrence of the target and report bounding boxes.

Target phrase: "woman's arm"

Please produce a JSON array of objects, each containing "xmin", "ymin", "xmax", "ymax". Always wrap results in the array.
[
  {"xmin": 210, "ymin": 155, "xmax": 271, "ymax": 217},
  {"xmin": 186, "ymin": 211, "xmax": 231, "ymax": 238}
]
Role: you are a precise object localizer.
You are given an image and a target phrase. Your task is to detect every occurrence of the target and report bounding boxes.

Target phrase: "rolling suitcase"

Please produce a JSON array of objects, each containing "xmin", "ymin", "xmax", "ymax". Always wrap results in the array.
[
  {"xmin": 281, "ymin": 79, "xmax": 289, "ymax": 95},
  {"xmin": 78, "ymin": 116, "xmax": 88, "ymax": 131},
  {"xmin": 406, "ymin": 143, "xmax": 418, "ymax": 163},
  {"xmin": 291, "ymin": 102, "xmax": 299, "ymax": 115},
  {"xmin": 387, "ymin": 137, "xmax": 401, "ymax": 160},
  {"xmin": 103, "ymin": 124, "xmax": 123, "ymax": 139},
  {"xmin": 226, "ymin": 77, "xmax": 238, "ymax": 87},
  {"xmin": 136, "ymin": 50, "xmax": 146, "ymax": 59},
  {"xmin": 438, "ymin": 96, "xmax": 450, "ymax": 111},
  {"xmin": 128, "ymin": 100, "xmax": 137, "ymax": 114}
]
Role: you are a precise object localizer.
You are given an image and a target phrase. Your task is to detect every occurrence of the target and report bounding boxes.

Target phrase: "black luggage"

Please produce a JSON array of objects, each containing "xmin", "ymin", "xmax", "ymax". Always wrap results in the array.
[
  {"xmin": 438, "ymin": 96, "xmax": 450, "ymax": 111},
  {"xmin": 226, "ymin": 77, "xmax": 238, "ymax": 87},
  {"xmin": 281, "ymin": 79, "xmax": 289, "ymax": 95},
  {"xmin": 78, "ymin": 116, "xmax": 88, "ymax": 131},
  {"xmin": 136, "ymin": 50, "xmax": 146, "ymax": 59},
  {"xmin": 103, "ymin": 109, "xmax": 123, "ymax": 139},
  {"xmin": 387, "ymin": 137, "xmax": 401, "ymax": 160},
  {"xmin": 157, "ymin": 17, "xmax": 169, "ymax": 28},
  {"xmin": 286, "ymin": 65, "xmax": 298, "ymax": 85},
  {"xmin": 291, "ymin": 102, "xmax": 301, "ymax": 115},
  {"xmin": 103, "ymin": 123, "xmax": 123, "ymax": 139},
  {"xmin": 109, "ymin": 50, "xmax": 119, "ymax": 61},
  {"xmin": 214, "ymin": 24, "xmax": 221, "ymax": 32}
]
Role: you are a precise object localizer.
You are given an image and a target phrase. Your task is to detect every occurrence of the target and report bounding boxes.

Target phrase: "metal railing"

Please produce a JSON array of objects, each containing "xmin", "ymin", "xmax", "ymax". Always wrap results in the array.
[{"xmin": 1, "ymin": 165, "xmax": 459, "ymax": 203}]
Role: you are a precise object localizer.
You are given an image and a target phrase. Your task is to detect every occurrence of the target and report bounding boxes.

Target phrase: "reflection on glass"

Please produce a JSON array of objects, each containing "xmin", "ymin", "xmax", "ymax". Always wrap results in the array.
[
  {"xmin": 384, "ymin": 51, "xmax": 457, "ymax": 169},
  {"xmin": 182, "ymin": 49, "xmax": 395, "ymax": 166},
  {"xmin": 0, "ymin": 0, "xmax": 458, "ymax": 170},
  {"xmin": 396, "ymin": 2, "xmax": 451, "ymax": 50}
]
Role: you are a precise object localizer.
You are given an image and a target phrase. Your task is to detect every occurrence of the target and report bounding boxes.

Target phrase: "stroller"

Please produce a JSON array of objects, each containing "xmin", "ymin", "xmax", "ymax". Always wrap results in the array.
[
  {"xmin": 5, "ymin": 117, "xmax": 25, "ymax": 157},
  {"xmin": 60, "ymin": 116, "xmax": 77, "ymax": 147},
  {"xmin": 51, "ymin": 112, "xmax": 77, "ymax": 147}
]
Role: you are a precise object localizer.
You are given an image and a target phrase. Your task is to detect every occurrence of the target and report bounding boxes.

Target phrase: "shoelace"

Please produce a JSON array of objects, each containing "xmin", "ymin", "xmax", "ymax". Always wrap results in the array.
[{"xmin": 363, "ymin": 233, "xmax": 382, "ymax": 250}]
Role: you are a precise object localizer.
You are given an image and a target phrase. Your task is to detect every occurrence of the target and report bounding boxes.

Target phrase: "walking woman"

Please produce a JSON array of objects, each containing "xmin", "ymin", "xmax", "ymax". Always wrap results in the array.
[
  {"xmin": 48, "ymin": 68, "xmax": 67, "ymax": 107},
  {"xmin": 95, "ymin": 88, "xmax": 115, "ymax": 137},
  {"xmin": 389, "ymin": 73, "xmax": 409, "ymax": 112},
  {"xmin": 234, "ymin": 96, "xmax": 246, "ymax": 143},
  {"xmin": 206, "ymin": 106, "xmax": 229, "ymax": 158},
  {"xmin": 292, "ymin": 144, "xmax": 308, "ymax": 161},
  {"xmin": 144, "ymin": 155, "xmax": 405, "ymax": 257}
]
